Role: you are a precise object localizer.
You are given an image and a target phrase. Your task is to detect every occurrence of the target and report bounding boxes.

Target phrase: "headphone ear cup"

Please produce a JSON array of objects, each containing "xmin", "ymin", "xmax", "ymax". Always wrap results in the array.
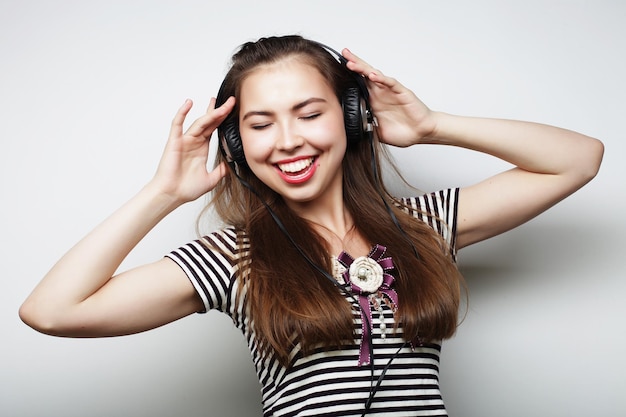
[
  {"xmin": 342, "ymin": 87, "xmax": 363, "ymax": 145},
  {"xmin": 220, "ymin": 118, "xmax": 246, "ymax": 165}
]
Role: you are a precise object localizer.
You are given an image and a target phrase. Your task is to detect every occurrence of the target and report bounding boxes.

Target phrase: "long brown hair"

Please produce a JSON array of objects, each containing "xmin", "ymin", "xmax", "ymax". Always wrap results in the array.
[{"xmin": 205, "ymin": 35, "xmax": 462, "ymax": 366}]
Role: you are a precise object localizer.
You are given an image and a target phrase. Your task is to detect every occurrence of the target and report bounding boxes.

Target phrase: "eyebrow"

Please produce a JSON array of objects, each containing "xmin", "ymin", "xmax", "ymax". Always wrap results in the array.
[{"xmin": 241, "ymin": 97, "xmax": 327, "ymax": 121}]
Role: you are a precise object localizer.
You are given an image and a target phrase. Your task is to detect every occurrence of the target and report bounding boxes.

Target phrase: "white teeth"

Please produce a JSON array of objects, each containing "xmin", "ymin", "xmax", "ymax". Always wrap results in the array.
[{"xmin": 278, "ymin": 157, "xmax": 314, "ymax": 173}]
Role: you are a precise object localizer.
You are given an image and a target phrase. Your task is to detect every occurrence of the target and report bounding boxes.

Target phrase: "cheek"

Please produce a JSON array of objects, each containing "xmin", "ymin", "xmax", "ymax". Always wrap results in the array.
[
  {"xmin": 241, "ymin": 134, "xmax": 273, "ymax": 162},
  {"xmin": 312, "ymin": 117, "xmax": 348, "ymax": 149}
]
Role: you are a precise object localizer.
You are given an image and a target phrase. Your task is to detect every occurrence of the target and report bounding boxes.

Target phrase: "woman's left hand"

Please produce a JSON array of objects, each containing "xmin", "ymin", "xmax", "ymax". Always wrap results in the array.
[{"xmin": 342, "ymin": 48, "xmax": 435, "ymax": 147}]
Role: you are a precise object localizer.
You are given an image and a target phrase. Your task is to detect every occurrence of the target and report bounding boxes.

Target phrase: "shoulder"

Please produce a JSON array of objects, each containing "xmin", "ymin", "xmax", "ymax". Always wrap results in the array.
[
  {"xmin": 165, "ymin": 226, "xmax": 249, "ymax": 289},
  {"xmin": 203, "ymin": 226, "xmax": 247, "ymax": 257},
  {"xmin": 398, "ymin": 188, "xmax": 460, "ymax": 256},
  {"xmin": 165, "ymin": 226, "xmax": 248, "ymax": 313},
  {"xmin": 168, "ymin": 226, "xmax": 248, "ymax": 268},
  {"xmin": 400, "ymin": 188, "xmax": 459, "ymax": 224}
]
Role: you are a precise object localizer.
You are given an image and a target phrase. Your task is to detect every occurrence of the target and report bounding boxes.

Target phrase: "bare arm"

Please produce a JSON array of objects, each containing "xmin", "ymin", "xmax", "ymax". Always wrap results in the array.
[
  {"xmin": 343, "ymin": 49, "xmax": 604, "ymax": 249},
  {"xmin": 20, "ymin": 97, "xmax": 235, "ymax": 337},
  {"xmin": 425, "ymin": 113, "xmax": 603, "ymax": 249}
]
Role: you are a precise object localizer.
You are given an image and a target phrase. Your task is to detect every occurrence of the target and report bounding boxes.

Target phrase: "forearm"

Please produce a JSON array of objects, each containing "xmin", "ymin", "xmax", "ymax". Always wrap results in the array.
[
  {"xmin": 22, "ymin": 182, "xmax": 182, "ymax": 315},
  {"xmin": 424, "ymin": 112, "xmax": 603, "ymax": 180}
]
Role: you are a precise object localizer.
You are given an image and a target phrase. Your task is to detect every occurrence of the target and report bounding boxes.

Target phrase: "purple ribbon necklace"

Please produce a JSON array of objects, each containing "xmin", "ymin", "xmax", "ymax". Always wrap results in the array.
[{"xmin": 336, "ymin": 244, "xmax": 399, "ymax": 366}]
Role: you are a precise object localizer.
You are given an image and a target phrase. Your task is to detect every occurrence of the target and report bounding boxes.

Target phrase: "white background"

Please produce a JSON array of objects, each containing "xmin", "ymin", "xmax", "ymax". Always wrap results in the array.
[{"xmin": 2, "ymin": 1, "xmax": 624, "ymax": 416}]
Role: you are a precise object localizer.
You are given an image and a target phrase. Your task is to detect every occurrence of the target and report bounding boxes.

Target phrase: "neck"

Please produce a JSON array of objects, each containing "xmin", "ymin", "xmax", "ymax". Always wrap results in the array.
[
  {"xmin": 284, "ymin": 177, "xmax": 351, "ymax": 235},
  {"xmin": 282, "ymin": 180, "xmax": 370, "ymax": 256},
  {"xmin": 307, "ymin": 214, "xmax": 354, "ymax": 242},
  {"xmin": 303, "ymin": 210, "xmax": 371, "ymax": 257}
]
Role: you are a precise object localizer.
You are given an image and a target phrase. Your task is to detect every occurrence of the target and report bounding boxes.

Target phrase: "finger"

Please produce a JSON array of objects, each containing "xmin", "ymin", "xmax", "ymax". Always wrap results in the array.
[
  {"xmin": 185, "ymin": 96, "xmax": 235, "ymax": 138},
  {"xmin": 195, "ymin": 96, "xmax": 235, "ymax": 137},
  {"xmin": 213, "ymin": 95, "xmax": 235, "ymax": 116},
  {"xmin": 342, "ymin": 48, "xmax": 378, "ymax": 77},
  {"xmin": 205, "ymin": 97, "xmax": 217, "ymax": 113},
  {"xmin": 341, "ymin": 48, "xmax": 404, "ymax": 94},
  {"xmin": 170, "ymin": 99, "xmax": 193, "ymax": 135},
  {"xmin": 205, "ymin": 161, "xmax": 228, "ymax": 189},
  {"xmin": 346, "ymin": 58, "xmax": 404, "ymax": 95},
  {"xmin": 366, "ymin": 71, "xmax": 404, "ymax": 93}
]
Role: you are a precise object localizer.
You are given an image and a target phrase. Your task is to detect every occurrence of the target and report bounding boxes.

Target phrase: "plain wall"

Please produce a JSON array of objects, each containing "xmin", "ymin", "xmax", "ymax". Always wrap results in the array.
[{"xmin": 2, "ymin": 1, "xmax": 624, "ymax": 416}]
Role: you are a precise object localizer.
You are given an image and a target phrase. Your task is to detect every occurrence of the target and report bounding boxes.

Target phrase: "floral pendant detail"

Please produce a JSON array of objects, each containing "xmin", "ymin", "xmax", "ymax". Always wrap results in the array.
[
  {"xmin": 349, "ymin": 256, "xmax": 384, "ymax": 293},
  {"xmin": 337, "ymin": 244, "xmax": 398, "ymax": 366}
]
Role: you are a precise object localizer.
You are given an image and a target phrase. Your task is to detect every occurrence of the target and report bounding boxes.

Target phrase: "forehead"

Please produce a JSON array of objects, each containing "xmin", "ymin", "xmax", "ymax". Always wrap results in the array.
[{"xmin": 239, "ymin": 58, "xmax": 336, "ymax": 108}]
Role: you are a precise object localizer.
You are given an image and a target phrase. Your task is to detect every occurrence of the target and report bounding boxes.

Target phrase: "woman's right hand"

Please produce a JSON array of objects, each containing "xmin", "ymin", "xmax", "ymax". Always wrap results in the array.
[{"xmin": 151, "ymin": 96, "xmax": 236, "ymax": 204}]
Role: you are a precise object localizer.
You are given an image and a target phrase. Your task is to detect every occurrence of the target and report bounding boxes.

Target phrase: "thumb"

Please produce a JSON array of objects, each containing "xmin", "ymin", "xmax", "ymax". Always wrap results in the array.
[{"xmin": 205, "ymin": 161, "xmax": 228, "ymax": 190}]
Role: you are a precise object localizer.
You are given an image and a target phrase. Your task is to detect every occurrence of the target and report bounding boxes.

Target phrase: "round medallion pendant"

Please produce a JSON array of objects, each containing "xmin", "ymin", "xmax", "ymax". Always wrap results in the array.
[{"xmin": 349, "ymin": 256, "xmax": 384, "ymax": 293}]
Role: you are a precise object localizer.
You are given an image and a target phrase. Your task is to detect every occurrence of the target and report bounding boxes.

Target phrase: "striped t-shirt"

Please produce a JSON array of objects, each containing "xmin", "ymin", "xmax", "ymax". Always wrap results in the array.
[{"xmin": 167, "ymin": 188, "xmax": 459, "ymax": 416}]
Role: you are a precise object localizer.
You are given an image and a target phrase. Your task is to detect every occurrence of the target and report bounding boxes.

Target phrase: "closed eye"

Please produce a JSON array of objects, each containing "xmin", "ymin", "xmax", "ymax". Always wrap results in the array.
[
  {"xmin": 300, "ymin": 113, "xmax": 321, "ymax": 121},
  {"xmin": 251, "ymin": 123, "xmax": 272, "ymax": 130}
]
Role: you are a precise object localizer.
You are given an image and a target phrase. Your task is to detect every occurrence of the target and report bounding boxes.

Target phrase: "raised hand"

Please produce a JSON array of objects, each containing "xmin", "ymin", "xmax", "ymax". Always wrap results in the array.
[
  {"xmin": 152, "ymin": 96, "xmax": 235, "ymax": 204},
  {"xmin": 342, "ymin": 48, "xmax": 436, "ymax": 147}
]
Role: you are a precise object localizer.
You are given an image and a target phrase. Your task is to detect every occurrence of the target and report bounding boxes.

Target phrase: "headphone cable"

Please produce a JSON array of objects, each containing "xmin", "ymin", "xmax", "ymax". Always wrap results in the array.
[{"xmin": 230, "ymin": 167, "xmax": 403, "ymax": 414}]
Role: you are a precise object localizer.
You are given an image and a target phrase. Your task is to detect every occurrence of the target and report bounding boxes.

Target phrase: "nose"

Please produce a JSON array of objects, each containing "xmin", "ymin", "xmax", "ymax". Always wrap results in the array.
[{"xmin": 275, "ymin": 121, "xmax": 304, "ymax": 152}]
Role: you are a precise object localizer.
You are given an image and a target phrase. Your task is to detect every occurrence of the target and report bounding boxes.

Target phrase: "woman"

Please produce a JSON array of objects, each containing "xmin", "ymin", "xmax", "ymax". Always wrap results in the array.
[{"xmin": 19, "ymin": 35, "xmax": 603, "ymax": 416}]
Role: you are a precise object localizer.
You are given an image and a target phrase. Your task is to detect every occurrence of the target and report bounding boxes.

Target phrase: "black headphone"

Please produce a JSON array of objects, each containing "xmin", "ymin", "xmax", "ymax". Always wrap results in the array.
[{"xmin": 215, "ymin": 42, "xmax": 375, "ymax": 165}]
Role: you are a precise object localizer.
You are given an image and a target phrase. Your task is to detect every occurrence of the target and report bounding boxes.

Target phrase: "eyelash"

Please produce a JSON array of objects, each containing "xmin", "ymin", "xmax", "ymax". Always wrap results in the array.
[
  {"xmin": 250, "ymin": 113, "xmax": 321, "ymax": 130},
  {"xmin": 301, "ymin": 113, "xmax": 321, "ymax": 121}
]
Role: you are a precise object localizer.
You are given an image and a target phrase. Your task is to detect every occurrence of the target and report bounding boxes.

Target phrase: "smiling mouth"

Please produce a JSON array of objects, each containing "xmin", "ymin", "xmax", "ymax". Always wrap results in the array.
[
  {"xmin": 275, "ymin": 157, "xmax": 317, "ymax": 184},
  {"xmin": 276, "ymin": 157, "xmax": 315, "ymax": 175}
]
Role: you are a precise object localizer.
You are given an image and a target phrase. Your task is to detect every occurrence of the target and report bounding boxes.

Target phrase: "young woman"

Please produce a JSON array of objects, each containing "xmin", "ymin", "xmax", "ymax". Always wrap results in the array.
[{"xmin": 19, "ymin": 35, "xmax": 603, "ymax": 416}]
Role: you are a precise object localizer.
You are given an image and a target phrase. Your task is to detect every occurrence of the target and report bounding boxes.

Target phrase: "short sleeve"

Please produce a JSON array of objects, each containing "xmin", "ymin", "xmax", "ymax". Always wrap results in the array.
[
  {"xmin": 400, "ymin": 188, "xmax": 459, "ymax": 260},
  {"xmin": 165, "ymin": 227, "xmax": 240, "ymax": 313}
]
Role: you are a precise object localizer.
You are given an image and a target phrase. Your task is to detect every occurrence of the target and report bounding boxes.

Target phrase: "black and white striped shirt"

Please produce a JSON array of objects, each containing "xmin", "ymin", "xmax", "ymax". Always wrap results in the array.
[{"xmin": 167, "ymin": 188, "xmax": 459, "ymax": 416}]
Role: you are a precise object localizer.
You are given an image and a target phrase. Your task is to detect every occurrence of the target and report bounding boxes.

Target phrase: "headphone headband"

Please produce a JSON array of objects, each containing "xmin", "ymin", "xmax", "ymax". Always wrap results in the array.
[{"xmin": 311, "ymin": 42, "xmax": 371, "ymax": 99}]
